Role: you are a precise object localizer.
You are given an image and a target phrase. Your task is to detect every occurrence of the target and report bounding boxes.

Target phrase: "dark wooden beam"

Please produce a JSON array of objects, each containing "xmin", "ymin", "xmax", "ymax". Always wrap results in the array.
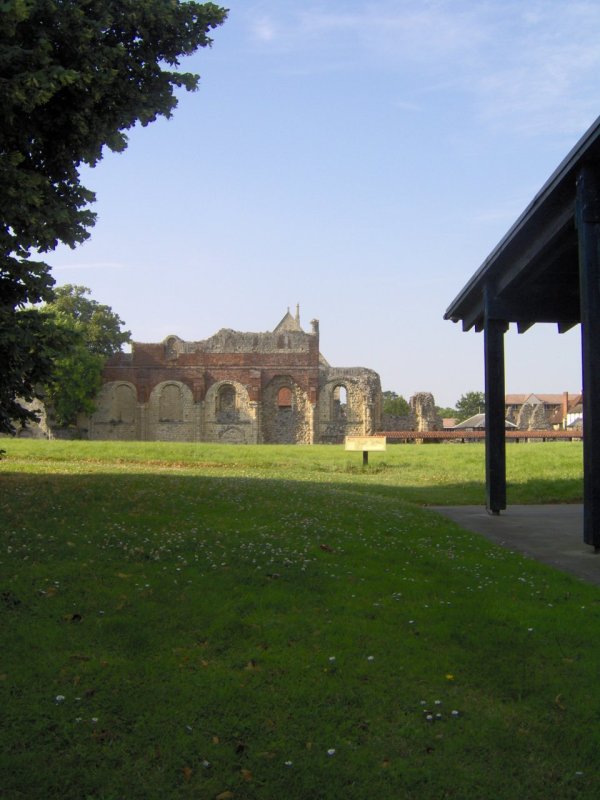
[
  {"xmin": 557, "ymin": 321, "xmax": 579, "ymax": 333},
  {"xmin": 486, "ymin": 294, "xmax": 580, "ymax": 324},
  {"xmin": 446, "ymin": 115, "xmax": 600, "ymax": 328},
  {"xmin": 461, "ymin": 299, "xmax": 485, "ymax": 332},
  {"xmin": 517, "ymin": 321, "xmax": 535, "ymax": 333},
  {"xmin": 484, "ymin": 291, "xmax": 507, "ymax": 514},
  {"xmin": 495, "ymin": 201, "xmax": 575, "ymax": 295},
  {"xmin": 497, "ymin": 219, "xmax": 577, "ymax": 296},
  {"xmin": 576, "ymin": 163, "xmax": 600, "ymax": 549}
]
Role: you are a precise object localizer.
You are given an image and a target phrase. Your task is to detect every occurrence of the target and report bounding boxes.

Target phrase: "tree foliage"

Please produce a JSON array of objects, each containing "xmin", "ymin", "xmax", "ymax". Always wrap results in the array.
[
  {"xmin": 45, "ymin": 284, "xmax": 131, "ymax": 357},
  {"xmin": 42, "ymin": 285, "xmax": 131, "ymax": 426},
  {"xmin": 0, "ymin": 306, "xmax": 75, "ymax": 434},
  {"xmin": 0, "ymin": 0, "xmax": 227, "ymax": 432},
  {"xmin": 44, "ymin": 343, "xmax": 106, "ymax": 427},
  {"xmin": 1, "ymin": 0, "xmax": 227, "ymax": 272},
  {"xmin": 455, "ymin": 391, "xmax": 485, "ymax": 421},
  {"xmin": 436, "ymin": 406, "xmax": 458, "ymax": 419},
  {"xmin": 382, "ymin": 390, "xmax": 410, "ymax": 417}
]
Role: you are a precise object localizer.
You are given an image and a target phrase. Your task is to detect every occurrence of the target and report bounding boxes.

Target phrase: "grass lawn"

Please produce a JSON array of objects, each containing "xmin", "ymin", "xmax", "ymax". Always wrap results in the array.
[{"xmin": 1, "ymin": 440, "xmax": 598, "ymax": 799}]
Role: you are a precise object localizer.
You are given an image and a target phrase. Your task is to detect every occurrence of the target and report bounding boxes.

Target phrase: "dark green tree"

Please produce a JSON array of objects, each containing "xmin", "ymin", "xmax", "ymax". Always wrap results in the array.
[
  {"xmin": 455, "ymin": 391, "xmax": 485, "ymax": 421},
  {"xmin": 382, "ymin": 390, "xmax": 410, "ymax": 416},
  {"xmin": 0, "ymin": 306, "xmax": 76, "ymax": 434},
  {"xmin": 436, "ymin": 405, "xmax": 458, "ymax": 418},
  {"xmin": 45, "ymin": 284, "xmax": 130, "ymax": 358},
  {"xmin": 42, "ymin": 285, "xmax": 131, "ymax": 426},
  {"xmin": 0, "ymin": 0, "xmax": 227, "ymax": 433}
]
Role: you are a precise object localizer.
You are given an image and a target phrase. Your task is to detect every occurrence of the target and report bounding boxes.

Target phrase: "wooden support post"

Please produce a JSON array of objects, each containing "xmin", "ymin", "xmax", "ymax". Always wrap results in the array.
[
  {"xmin": 484, "ymin": 298, "xmax": 507, "ymax": 514},
  {"xmin": 576, "ymin": 164, "xmax": 600, "ymax": 549},
  {"xmin": 363, "ymin": 450, "xmax": 368, "ymax": 467}
]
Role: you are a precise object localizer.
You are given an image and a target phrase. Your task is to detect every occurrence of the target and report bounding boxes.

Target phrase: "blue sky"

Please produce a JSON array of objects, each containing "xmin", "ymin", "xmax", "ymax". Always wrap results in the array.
[{"xmin": 50, "ymin": 0, "xmax": 600, "ymax": 408}]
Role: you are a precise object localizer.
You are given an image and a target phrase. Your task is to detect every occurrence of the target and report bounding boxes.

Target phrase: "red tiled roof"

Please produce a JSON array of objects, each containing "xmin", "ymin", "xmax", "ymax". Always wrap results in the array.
[
  {"xmin": 380, "ymin": 429, "xmax": 582, "ymax": 440},
  {"xmin": 505, "ymin": 393, "xmax": 580, "ymax": 405}
]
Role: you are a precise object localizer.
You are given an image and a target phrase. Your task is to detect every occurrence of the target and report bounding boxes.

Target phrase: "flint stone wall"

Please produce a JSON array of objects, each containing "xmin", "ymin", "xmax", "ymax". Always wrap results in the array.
[
  {"xmin": 515, "ymin": 402, "xmax": 552, "ymax": 431},
  {"xmin": 82, "ymin": 315, "xmax": 381, "ymax": 445},
  {"xmin": 409, "ymin": 392, "xmax": 443, "ymax": 432}
]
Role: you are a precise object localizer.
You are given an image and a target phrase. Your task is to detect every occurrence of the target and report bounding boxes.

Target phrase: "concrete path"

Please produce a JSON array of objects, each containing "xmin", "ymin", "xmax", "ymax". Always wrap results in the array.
[{"xmin": 431, "ymin": 504, "xmax": 600, "ymax": 586}]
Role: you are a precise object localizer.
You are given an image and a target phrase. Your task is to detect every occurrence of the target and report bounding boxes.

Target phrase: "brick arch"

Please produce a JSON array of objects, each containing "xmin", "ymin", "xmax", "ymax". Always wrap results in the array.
[
  {"xmin": 217, "ymin": 383, "xmax": 237, "ymax": 414},
  {"xmin": 205, "ymin": 380, "xmax": 251, "ymax": 418},
  {"xmin": 112, "ymin": 382, "xmax": 137, "ymax": 423},
  {"xmin": 149, "ymin": 381, "xmax": 193, "ymax": 421},
  {"xmin": 89, "ymin": 381, "xmax": 138, "ymax": 440},
  {"xmin": 203, "ymin": 380, "xmax": 256, "ymax": 443},
  {"xmin": 91, "ymin": 381, "xmax": 137, "ymax": 421},
  {"xmin": 147, "ymin": 381, "xmax": 195, "ymax": 441},
  {"xmin": 159, "ymin": 382, "xmax": 184, "ymax": 422}
]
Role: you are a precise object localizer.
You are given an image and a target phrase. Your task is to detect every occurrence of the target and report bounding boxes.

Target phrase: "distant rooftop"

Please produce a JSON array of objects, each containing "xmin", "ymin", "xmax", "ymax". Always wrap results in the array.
[{"xmin": 454, "ymin": 414, "xmax": 517, "ymax": 430}]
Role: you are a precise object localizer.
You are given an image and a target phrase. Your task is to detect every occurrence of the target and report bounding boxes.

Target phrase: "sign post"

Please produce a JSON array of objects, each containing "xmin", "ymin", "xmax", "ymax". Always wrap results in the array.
[{"xmin": 344, "ymin": 436, "xmax": 387, "ymax": 465}]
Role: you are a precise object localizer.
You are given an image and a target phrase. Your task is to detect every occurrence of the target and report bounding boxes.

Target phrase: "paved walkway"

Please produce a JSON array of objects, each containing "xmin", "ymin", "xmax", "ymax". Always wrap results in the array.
[{"xmin": 431, "ymin": 504, "xmax": 600, "ymax": 586}]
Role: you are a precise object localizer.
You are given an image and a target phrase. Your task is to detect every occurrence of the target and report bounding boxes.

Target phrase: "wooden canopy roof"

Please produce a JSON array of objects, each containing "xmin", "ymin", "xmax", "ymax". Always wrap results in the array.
[
  {"xmin": 445, "ymin": 115, "xmax": 600, "ymax": 334},
  {"xmin": 444, "ymin": 114, "xmax": 600, "ymax": 549}
]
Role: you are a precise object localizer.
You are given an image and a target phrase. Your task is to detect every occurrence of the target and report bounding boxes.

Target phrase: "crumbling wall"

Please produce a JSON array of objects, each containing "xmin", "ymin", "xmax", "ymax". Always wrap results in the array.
[
  {"xmin": 261, "ymin": 376, "xmax": 313, "ymax": 444},
  {"xmin": 147, "ymin": 381, "xmax": 196, "ymax": 441},
  {"xmin": 517, "ymin": 402, "xmax": 551, "ymax": 431},
  {"xmin": 88, "ymin": 381, "xmax": 139, "ymax": 440},
  {"xmin": 317, "ymin": 367, "xmax": 381, "ymax": 443},
  {"xmin": 203, "ymin": 380, "xmax": 257, "ymax": 444},
  {"xmin": 409, "ymin": 392, "xmax": 443, "ymax": 432},
  {"xmin": 12, "ymin": 398, "xmax": 51, "ymax": 439},
  {"xmin": 380, "ymin": 414, "xmax": 412, "ymax": 431},
  {"xmin": 86, "ymin": 315, "xmax": 380, "ymax": 445},
  {"xmin": 201, "ymin": 328, "xmax": 312, "ymax": 354}
]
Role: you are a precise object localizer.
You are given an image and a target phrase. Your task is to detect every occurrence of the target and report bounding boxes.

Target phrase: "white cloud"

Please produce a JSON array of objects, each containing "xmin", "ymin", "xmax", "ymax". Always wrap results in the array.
[
  {"xmin": 391, "ymin": 98, "xmax": 422, "ymax": 112},
  {"xmin": 472, "ymin": 1, "xmax": 600, "ymax": 135},
  {"xmin": 243, "ymin": 1, "xmax": 600, "ymax": 136},
  {"xmin": 251, "ymin": 16, "xmax": 278, "ymax": 42}
]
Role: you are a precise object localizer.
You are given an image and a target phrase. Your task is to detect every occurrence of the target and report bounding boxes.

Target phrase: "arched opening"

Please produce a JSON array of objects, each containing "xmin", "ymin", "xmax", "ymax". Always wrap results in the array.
[
  {"xmin": 333, "ymin": 385, "xmax": 347, "ymax": 419},
  {"xmin": 159, "ymin": 383, "xmax": 183, "ymax": 422},
  {"xmin": 217, "ymin": 384, "xmax": 236, "ymax": 414},
  {"xmin": 113, "ymin": 384, "xmax": 136, "ymax": 423}
]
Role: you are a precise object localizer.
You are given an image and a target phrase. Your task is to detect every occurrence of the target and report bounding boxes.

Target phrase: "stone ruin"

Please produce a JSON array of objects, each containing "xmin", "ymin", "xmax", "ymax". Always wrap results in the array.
[
  {"xmin": 380, "ymin": 391, "xmax": 443, "ymax": 433},
  {"xmin": 11, "ymin": 307, "xmax": 452, "ymax": 443},
  {"xmin": 515, "ymin": 402, "xmax": 551, "ymax": 431},
  {"xmin": 80, "ymin": 308, "xmax": 382, "ymax": 445},
  {"xmin": 409, "ymin": 392, "xmax": 443, "ymax": 431}
]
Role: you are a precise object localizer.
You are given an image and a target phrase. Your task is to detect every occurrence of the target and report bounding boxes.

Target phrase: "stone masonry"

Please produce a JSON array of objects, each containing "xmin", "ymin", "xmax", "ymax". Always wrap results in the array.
[
  {"xmin": 408, "ymin": 392, "xmax": 443, "ymax": 432},
  {"xmin": 85, "ymin": 308, "xmax": 382, "ymax": 444}
]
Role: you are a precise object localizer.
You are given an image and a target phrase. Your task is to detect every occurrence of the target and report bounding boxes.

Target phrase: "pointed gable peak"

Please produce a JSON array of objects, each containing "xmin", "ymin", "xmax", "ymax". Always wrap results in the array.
[{"xmin": 274, "ymin": 305, "xmax": 303, "ymax": 333}]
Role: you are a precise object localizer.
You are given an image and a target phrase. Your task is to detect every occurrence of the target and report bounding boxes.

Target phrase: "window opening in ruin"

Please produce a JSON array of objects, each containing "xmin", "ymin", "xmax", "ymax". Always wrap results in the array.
[
  {"xmin": 113, "ymin": 384, "xmax": 136, "ymax": 424},
  {"xmin": 159, "ymin": 383, "xmax": 183, "ymax": 422},
  {"xmin": 217, "ymin": 384, "xmax": 237, "ymax": 414},
  {"xmin": 277, "ymin": 386, "xmax": 293, "ymax": 409},
  {"xmin": 333, "ymin": 385, "xmax": 347, "ymax": 419}
]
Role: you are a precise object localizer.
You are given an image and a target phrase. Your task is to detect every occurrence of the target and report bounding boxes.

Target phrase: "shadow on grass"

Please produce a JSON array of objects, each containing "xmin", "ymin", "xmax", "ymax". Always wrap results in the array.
[
  {"xmin": 0, "ymin": 466, "xmax": 582, "ymax": 509},
  {"xmin": 1, "ymin": 467, "xmax": 596, "ymax": 800}
]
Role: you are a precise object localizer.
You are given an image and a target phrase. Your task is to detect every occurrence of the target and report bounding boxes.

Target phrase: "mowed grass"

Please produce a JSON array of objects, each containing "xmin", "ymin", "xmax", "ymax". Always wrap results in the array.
[
  {"xmin": 0, "ymin": 437, "xmax": 584, "ymax": 504},
  {"xmin": 1, "ymin": 440, "xmax": 598, "ymax": 799}
]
